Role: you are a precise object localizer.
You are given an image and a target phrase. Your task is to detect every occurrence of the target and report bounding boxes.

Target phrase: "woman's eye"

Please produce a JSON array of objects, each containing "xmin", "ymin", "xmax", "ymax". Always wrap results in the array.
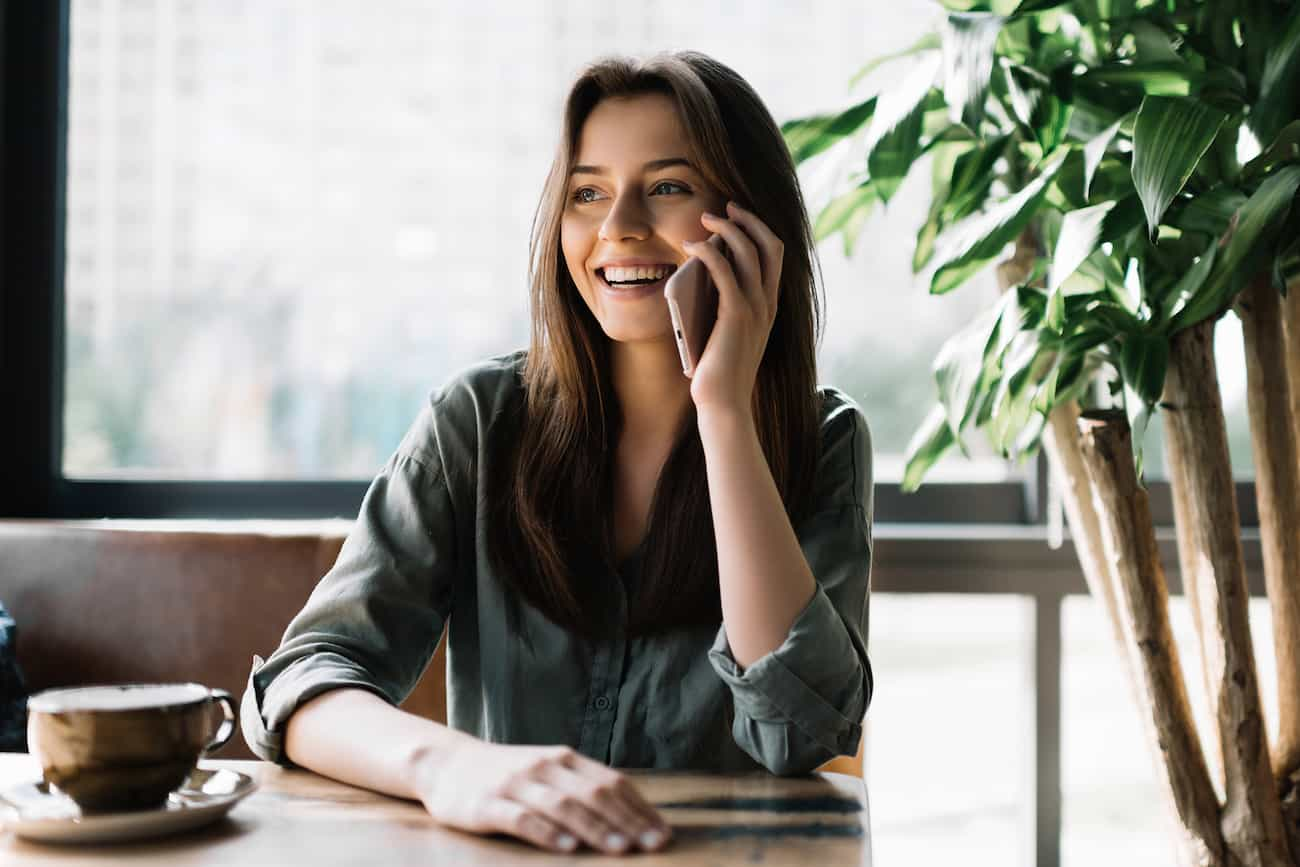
[
  {"xmin": 652, "ymin": 180, "xmax": 689, "ymax": 195},
  {"xmin": 570, "ymin": 181, "xmax": 689, "ymax": 205}
]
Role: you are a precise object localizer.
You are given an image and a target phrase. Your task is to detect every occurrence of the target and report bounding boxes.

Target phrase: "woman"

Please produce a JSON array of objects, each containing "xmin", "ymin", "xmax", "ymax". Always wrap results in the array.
[{"xmin": 241, "ymin": 50, "xmax": 874, "ymax": 857}]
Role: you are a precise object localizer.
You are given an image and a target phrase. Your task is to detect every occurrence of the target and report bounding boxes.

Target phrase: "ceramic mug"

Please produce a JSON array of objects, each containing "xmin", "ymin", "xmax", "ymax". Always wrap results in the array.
[{"xmin": 26, "ymin": 683, "xmax": 236, "ymax": 813}]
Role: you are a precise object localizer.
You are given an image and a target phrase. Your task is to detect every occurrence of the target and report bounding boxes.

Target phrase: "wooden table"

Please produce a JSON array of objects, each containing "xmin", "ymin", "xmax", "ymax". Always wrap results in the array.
[{"xmin": 0, "ymin": 754, "xmax": 871, "ymax": 865}]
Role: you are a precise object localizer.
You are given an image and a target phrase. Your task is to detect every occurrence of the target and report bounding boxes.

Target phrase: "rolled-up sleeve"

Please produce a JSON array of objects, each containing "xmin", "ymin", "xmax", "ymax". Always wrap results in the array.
[
  {"xmin": 707, "ymin": 397, "xmax": 874, "ymax": 776},
  {"xmin": 240, "ymin": 401, "xmax": 460, "ymax": 766}
]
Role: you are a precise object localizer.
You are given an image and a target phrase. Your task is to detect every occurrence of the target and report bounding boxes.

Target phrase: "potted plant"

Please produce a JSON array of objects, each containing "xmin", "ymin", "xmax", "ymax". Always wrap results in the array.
[{"xmin": 783, "ymin": 1, "xmax": 1300, "ymax": 863}]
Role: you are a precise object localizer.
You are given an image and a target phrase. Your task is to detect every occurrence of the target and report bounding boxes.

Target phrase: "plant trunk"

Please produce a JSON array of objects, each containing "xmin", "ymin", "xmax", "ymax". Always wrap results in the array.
[
  {"xmin": 1285, "ymin": 285, "xmax": 1300, "ymax": 453},
  {"xmin": 1078, "ymin": 409, "xmax": 1230, "ymax": 866},
  {"xmin": 1163, "ymin": 318, "xmax": 1293, "ymax": 867},
  {"xmin": 1043, "ymin": 401, "xmax": 1137, "ymax": 683},
  {"xmin": 1236, "ymin": 276, "xmax": 1300, "ymax": 778},
  {"xmin": 1242, "ymin": 276, "xmax": 1300, "ymax": 859}
]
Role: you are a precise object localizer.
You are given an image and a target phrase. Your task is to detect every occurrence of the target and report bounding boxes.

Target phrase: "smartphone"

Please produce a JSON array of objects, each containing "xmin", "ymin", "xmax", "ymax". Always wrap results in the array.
[{"xmin": 664, "ymin": 234, "xmax": 725, "ymax": 378}]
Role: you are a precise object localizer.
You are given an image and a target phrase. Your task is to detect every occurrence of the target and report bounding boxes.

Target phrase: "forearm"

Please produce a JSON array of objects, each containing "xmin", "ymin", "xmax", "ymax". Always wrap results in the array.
[
  {"xmin": 283, "ymin": 687, "xmax": 480, "ymax": 801},
  {"xmin": 698, "ymin": 408, "xmax": 816, "ymax": 669}
]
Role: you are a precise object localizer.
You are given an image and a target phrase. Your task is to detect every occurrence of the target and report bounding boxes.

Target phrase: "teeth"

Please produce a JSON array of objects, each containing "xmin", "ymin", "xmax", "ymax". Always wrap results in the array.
[{"xmin": 602, "ymin": 264, "xmax": 675, "ymax": 283}]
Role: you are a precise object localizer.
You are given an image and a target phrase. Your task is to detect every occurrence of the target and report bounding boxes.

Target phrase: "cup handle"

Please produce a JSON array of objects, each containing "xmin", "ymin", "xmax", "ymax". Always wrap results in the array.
[{"xmin": 203, "ymin": 688, "xmax": 237, "ymax": 755}]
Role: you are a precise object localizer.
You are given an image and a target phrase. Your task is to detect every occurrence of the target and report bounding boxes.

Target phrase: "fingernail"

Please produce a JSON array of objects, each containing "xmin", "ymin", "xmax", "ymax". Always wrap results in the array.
[
  {"xmin": 701, "ymin": 211, "xmax": 720, "ymax": 220},
  {"xmin": 557, "ymin": 833, "xmax": 577, "ymax": 851},
  {"xmin": 605, "ymin": 833, "xmax": 628, "ymax": 851},
  {"xmin": 639, "ymin": 830, "xmax": 665, "ymax": 849},
  {"xmin": 727, "ymin": 200, "xmax": 739, "ymax": 212}
]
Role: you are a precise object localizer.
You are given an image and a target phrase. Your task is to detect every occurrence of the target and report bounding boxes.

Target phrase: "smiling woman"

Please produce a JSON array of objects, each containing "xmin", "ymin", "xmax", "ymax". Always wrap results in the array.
[
  {"xmin": 563, "ymin": 109, "xmax": 719, "ymax": 344},
  {"xmin": 241, "ymin": 51, "xmax": 873, "ymax": 857}
]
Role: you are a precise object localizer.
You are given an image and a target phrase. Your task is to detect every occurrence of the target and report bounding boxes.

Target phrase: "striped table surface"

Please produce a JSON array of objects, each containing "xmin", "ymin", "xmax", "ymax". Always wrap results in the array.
[{"xmin": 1, "ymin": 754, "xmax": 871, "ymax": 865}]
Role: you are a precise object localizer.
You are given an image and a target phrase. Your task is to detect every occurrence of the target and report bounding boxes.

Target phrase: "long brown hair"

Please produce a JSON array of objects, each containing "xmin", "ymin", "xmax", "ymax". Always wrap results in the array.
[{"xmin": 486, "ymin": 51, "xmax": 824, "ymax": 642}]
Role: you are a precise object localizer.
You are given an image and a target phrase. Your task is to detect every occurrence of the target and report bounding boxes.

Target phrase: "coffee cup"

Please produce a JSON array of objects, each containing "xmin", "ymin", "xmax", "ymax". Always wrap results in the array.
[{"xmin": 26, "ymin": 683, "xmax": 236, "ymax": 813}]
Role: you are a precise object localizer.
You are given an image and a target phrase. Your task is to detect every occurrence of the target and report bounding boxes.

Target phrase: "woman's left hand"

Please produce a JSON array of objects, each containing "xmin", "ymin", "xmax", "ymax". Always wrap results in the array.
[{"xmin": 683, "ymin": 201, "xmax": 784, "ymax": 419}]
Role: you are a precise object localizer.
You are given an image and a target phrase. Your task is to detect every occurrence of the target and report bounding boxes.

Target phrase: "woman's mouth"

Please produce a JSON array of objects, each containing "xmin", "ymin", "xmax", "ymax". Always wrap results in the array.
[{"xmin": 596, "ymin": 265, "xmax": 678, "ymax": 299}]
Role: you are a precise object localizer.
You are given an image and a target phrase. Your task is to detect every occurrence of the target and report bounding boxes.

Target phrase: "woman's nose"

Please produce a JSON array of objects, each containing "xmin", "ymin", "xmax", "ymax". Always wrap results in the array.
[{"xmin": 598, "ymin": 190, "xmax": 651, "ymax": 242}]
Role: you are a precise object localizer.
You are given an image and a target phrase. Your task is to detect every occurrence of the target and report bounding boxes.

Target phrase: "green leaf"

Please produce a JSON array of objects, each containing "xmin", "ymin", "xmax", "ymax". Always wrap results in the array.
[
  {"xmin": 1002, "ymin": 61, "xmax": 1071, "ymax": 152},
  {"xmin": 1120, "ymin": 331, "xmax": 1169, "ymax": 407},
  {"xmin": 1241, "ymin": 120, "xmax": 1300, "ymax": 183},
  {"xmin": 841, "ymin": 200, "xmax": 874, "ymax": 258},
  {"xmin": 986, "ymin": 330, "xmax": 1052, "ymax": 455},
  {"xmin": 1089, "ymin": 299, "xmax": 1142, "ymax": 335},
  {"xmin": 1123, "ymin": 378, "xmax": 1156, "ymax": 480},
  {"xmin": 1131, "ymin": 96, "xmax": 1227, "ymax": 237},
  {"xmin": 866, "ymin": 53, "xmax": 942, "ymax": 203},
  {"xmin": 929, "ymin": 150, "xmax": 1067, "ymax": 294},
  {"xmin": 781, "ymin": 96, "xmax": 877, "ymax": 164},
  {"xmin": 1161, "ymin": 240, "xmax": 1218, "ymax": 328},
  {"xmin": 1009, "ymin": 0, "xmax": 1071, "ymax": 15},
  {"xmin": 1249, "ymin": 7, "xmax": 1300, "ymax": 146},
  {"xmin": 813, "ymin": 180, "xmax": 878, "ymax": 243},
  {"xmin": 1129, "ymin": 19, "xmax": 1182, "ymax": 64},
  {"xmin": 942, "ymin": 12, "xmax": 1004, "ymax": 133},
  {"xmin": 1049, "ymin": 195, "xmax": 1144, "ymax": 295},
  {"xmin": 1082, "ymin": 117, "xmax": 1124, "ymax": 201},
  {"xmin": 1063, "ymin": 326, "xmax": 1110, "ymax": 356},
  {"xmin": 1077, "ymin": 61, "xmax": 1206, "ymax": 97},
  {"xmin": 914, "ymin": 196, "xmax": 945, "ymax": 272},
  {"xmin": 1167, "ymin": 185, "xmax": 1248, "ymax": 237},
  {"xmin": 1049, "ymin": 201, "xmax": 1119, "ymax": 294},
  {"xmin": 848, "ymin": 34, "xmax": 942, "ymax": 91},
  {"xmin": 934, "ymin": 302, "xmax": 1005, "ymax": 437},
  {"xmin": 1170, "ymin": 164, "xmax": 1300, "ymax": 332},
  {"xmin": 1074, "ymin": 246, "xmax": 1129, "ymax": 295},
  {"xmin": 944, "ymin": 134, "xmax": 1009, "ymax": 222},
  {"xmin": 902, "ymin": 404, "xmax": 958, "ymax": 492}
]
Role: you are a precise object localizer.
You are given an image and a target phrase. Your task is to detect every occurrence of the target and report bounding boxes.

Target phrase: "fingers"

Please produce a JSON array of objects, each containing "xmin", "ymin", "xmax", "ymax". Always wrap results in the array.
[
  {"xmin": 481, "ymin": 796, "xmax": 578, "ymax": 854},
  {"xmin": 561, "ymin": 750, "xmax": 670, "ymax": 836},
  {"xmin": 724, "ymin": 201, "xmax": 784, "ymax": 310},
  {"xmin": 700, "ymin": 210, "xmax": 763, "ymax": 307},
  {"xmin": 428, "ymin": 744, "xmax": 672, "ymax": 856},
  {"xmin": 539, "ymin": 763, "xmax": 670, "ymax": 853},
  {"xmin": 683, "ymin": 232, "xmax": 744, "ymax": 313},
  {"xmin": 510, "ymin": 775, "xmax": 631, "ymax": 855}
]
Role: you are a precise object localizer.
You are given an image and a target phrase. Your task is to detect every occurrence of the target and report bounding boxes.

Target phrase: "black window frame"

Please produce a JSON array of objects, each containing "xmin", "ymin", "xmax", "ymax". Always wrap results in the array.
[{"xmin": 0, "ymin": 0, "xmax": 1257, "ymax": 527}]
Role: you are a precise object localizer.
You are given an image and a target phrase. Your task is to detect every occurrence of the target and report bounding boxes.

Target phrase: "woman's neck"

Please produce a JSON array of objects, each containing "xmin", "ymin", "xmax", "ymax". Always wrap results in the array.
[{"xmin": 610, "ymin": 340, "xmax": 693, "ymax": 446}]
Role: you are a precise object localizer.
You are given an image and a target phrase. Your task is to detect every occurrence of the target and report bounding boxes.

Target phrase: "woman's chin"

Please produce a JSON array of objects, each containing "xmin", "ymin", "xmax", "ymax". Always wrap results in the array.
[{"xmin": 598, "ymin": 315, "xmax": 674, "ymax": 345}]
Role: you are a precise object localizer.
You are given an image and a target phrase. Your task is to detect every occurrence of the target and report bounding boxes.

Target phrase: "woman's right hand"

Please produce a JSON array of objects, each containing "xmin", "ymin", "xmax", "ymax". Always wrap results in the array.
[{"xmin": 413, "ymin": 740, "xmax": 673, "ymax": 855}]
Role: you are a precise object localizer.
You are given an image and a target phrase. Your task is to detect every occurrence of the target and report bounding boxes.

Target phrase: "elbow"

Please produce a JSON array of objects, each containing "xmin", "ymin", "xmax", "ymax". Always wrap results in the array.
[
  {"xmin": 732, "ymin": 716, "xmax": 858, "ymax": 777},
  {"xmin": 765, "ymin": 745, "xmax": 837, "ymax": 778}
]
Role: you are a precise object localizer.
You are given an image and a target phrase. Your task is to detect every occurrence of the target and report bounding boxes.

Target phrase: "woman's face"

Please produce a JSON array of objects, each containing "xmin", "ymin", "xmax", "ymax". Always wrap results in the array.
[{"xmin": 561, "ymin": 92, "xmax": 727, "ymax": 346}]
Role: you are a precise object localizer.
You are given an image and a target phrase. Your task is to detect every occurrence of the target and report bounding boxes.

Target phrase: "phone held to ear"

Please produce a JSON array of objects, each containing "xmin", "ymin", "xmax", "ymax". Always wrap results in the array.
[{"xmin": 663, "ymin": 234, "xmax": 726, "ymax": 378}]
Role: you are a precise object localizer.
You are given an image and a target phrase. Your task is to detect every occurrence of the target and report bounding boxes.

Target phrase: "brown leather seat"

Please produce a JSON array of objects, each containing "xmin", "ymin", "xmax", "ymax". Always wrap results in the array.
[
  {"xmin": 0, "ymin": 520, "xmax": 447, "ymax": 759},
  {"xmin": 0, "ymin": 519, "xmax": 860, "ymax": 775}
]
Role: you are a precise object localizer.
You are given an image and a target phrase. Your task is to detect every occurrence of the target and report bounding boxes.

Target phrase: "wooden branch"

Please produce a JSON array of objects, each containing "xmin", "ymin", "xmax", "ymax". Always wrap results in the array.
[
  {"xmin": 1164, "ymin": 319, "xmax": 1293, "ymax": 867},
  {"xmin": 1285, "ymin": 285, "xmax": 1300, "ymax": 454},
  {"xmin": 1078, "ymin": 410, "xmax": 1228, "ymax": 867},
  {"xmin": 1043, "ymin": 402, "xmax": 1136, "ymax": 680},
  {"xmin": 1269, "ymin": 279, "xmax": 1300, "ymax": 859},
  {"xmin": 1236, "ymin": 276, "xmax": 1300, "ymax": 781}
]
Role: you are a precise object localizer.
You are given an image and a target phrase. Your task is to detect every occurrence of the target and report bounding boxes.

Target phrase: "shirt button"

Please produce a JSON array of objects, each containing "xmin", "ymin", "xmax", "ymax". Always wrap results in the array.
[{"xmin": 594, "ymin": 695, "xmax": 612, "ymax": 711}]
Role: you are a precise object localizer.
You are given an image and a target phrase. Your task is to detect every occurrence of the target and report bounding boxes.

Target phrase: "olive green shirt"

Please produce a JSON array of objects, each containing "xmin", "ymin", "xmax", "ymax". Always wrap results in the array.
[{"xmin": 240, "ymin": 349, "xmax": 874, "ymax": 776}]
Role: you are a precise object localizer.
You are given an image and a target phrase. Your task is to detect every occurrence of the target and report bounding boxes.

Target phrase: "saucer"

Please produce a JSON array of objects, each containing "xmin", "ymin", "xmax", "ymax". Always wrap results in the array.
[{"xmin": 0, "ymin": 766, "xmax": 257, "ymax": 844}]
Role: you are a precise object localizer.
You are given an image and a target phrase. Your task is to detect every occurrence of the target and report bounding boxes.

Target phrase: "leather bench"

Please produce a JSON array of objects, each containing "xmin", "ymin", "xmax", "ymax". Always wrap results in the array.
[
  {"xmin": 0, "ymin": 519, "xmax": 861, "ymax": 775},
  {"xmin": 0, "ymin": 520, "xmax": 447, "ymax": 760}
]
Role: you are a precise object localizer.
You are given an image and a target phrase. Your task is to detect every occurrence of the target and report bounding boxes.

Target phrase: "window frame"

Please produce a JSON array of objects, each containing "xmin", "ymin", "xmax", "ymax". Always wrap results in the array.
[{"xmin": 0, "ymin": 0, "xmax": 1256, "ymax": 528}]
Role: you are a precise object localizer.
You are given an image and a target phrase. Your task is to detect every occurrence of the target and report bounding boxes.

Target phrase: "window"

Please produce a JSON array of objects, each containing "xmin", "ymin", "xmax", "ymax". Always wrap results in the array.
[{"xmin": 59, "ymin": 0, "xmax": 1018, "ymax": 490}]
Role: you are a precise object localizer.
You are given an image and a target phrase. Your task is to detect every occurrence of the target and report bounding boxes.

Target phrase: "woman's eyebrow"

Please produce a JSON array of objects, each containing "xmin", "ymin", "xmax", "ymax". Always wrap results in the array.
[{"xmin": 570, "ymin": 157, "xmax": 695, "ymax": 177}]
